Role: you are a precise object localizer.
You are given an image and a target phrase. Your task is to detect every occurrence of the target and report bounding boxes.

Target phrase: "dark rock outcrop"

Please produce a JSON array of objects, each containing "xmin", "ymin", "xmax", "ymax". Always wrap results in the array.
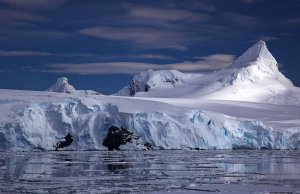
[
  {"xmin": 54, "ymin": 133, "xmax": 73, "ymax": 150},
  {"xmin": 144, "ymin": 142, "xmax": 153, "ymax": 150},
  {"xmin": 103, "ymin": 126, "xmax": 134, "ymax": 150},
  {"xmin": 103, "ymin": 126, "xmax": 153, "ymax": 151}
]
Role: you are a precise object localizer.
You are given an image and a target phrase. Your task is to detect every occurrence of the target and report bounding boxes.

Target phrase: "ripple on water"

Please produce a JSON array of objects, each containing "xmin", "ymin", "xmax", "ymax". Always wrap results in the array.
[{"xmin": 0, "ymin": 150, "xmax": 299, "ymax": 193}]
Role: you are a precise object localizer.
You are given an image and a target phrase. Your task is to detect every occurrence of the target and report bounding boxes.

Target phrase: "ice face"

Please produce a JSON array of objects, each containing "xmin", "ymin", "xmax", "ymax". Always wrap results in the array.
[{"xmin": 0, "ymin": 97, "xmax": 297, "ymax": 151}]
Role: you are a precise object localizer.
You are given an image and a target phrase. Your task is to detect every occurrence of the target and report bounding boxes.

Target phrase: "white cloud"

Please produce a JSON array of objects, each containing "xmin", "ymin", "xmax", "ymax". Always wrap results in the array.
[
  {"xmin": 127, "ymin": 54, "xmax": 176, "ymax": 60},
  {"xmin": 0, "ymin": 0, "xmax": 67, "ymax": 10},
  {"xmin": 221, "ymin": 13, "xmax": 257, "ymax": 26},
  {"xmin": 79, "ymin": 26, "xmax": 191, "ymax": 51},
  {"xmin": 0, "ymin": 50, "xmax": 105, "ymax": 58},
  {"xmin": 0, "ymin": 50, "xmax": 51, "ymax": 57},
  {"xmin": 156, "ymin": 45, "xmax": 189, "ymax": 51},
  {"xmin": 239, "ymin": 0, "xmax": 264, "ymax": 4},
  {"xmin": 47, "ymin": 62, "xmax": 160, "ymax": 75},
  {"xmin": 167, "ymin": 1, "xmax": 216, "ymax": 12},
  {"xmin": 0, "ymin": 0, "xmax": 67, "ymax": 25},
  {"xmin": 0, "ymin": 9, "xmax": 47, "ymax": 23},
  {"xmin": 170, "ymin": 54, "xmax": 236, "ymax": 72},
  {"xmin": 0, "ymin": 50, "xmax": 177, "ymax": 61},
  {"xmin": 79, "ymin": 27, "xmax": 182, "ymax": 43},
  {"xmin": 257, "ymin": 36, "xmax": 278, "ymax": 42},
  {"xmin": 0, "ymin": 69, "xmax": 11, "ymax": 73},
  {"xmin": 45, "ymin": 54, "xmax": 236, "ymax": 75},
  {"xmin": 282, "ymin": 18, "xmax": 300, "ymax": 24},
  {"xmin": 78, "ymin": 4, "xmax": 212, "ymax": 52},
  {"xmin": 128, "ymin": 6, "xmax": 209, "ymax": 23}
]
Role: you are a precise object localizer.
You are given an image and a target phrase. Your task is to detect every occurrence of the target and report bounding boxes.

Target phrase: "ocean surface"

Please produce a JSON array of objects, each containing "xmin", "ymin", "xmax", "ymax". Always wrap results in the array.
[{"xmin": 0, "ymin": 150, "xmax": 299, "ymax": 193}]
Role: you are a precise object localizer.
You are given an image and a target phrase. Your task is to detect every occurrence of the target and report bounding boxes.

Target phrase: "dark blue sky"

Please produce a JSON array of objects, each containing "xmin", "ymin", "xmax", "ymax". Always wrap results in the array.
[{"xmin": 0, "ymin": 0, "xmax": 300, "ymax": 94}]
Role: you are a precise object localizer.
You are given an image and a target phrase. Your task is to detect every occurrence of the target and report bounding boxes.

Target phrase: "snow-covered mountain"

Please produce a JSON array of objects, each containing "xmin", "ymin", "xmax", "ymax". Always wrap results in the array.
[
  {"xmin": 46, "ymin": 77, "xmax": 102, "ymax": 95},
  {"xmin": 0, "ymin": 41, "xmax": 299, "ymax": 151},
  {"xmin": 115, "ymin": 69, "xmax": 201, "ymax": 96},
  {"xmin": 116, "ymin": 41, "xmax": 300, "ymax": 105},
  {"xmin": 46, "ymin": 77, "xmax": 76, "ymax": 93}
]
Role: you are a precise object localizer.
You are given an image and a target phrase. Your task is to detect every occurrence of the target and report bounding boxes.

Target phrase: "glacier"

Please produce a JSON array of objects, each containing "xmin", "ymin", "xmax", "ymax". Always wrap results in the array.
[
  {"xmin": 1, "ymin": 95, "xmax": 298, "ymax": 151},
  {"xmin": 0, "ymin": 40, "xmax": 300, "ymax": 151}
]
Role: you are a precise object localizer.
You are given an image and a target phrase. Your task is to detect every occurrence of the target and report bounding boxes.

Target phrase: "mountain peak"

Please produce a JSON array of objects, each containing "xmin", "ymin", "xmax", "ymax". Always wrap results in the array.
[
  {"xmin": 57, "ymin": 77, "xmax": 68, "ymax": 83},
  {"xmin": 114, "ymin": 69, "xmax": 199, "ymax": 96},
  {"xmin": 228, "ymin": 41, "xmax": 291, "ymax": 85},
  {"xmin": 46, "ymin": 77, "xmax": 76, "ymax": 93},
  {"xmin": 230, "ymin": 40, "xmax": 277, "ymax": 68}
]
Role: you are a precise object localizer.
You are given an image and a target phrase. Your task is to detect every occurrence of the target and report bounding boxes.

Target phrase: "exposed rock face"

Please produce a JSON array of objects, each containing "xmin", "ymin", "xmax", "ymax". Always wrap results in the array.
[
  {"xmin": 103, "ymin": 126, "xmax": 153, "ymax": 151},
  {"xmin": 103, "ymin": 126, "xmax": 134, "ymax": 150},
  {"xmin": 53, "ymin": 133, "xmax": 73, "ymax": 150}
]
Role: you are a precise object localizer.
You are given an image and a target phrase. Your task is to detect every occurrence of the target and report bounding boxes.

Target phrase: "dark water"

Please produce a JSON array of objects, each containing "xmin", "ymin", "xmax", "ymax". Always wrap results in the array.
[{"xmin": 0, "ymin": 150, "xmax": 299, "ymax": 193}]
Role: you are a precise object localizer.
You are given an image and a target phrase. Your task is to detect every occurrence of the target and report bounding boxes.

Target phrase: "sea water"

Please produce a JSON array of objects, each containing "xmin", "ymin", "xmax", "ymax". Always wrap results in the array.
[{"xmin": 0, "ymin": 150, "xmax": 299, "ymax": 193}]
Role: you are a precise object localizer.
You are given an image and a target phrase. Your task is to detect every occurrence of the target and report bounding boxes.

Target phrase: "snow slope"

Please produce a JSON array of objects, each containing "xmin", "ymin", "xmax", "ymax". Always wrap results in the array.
[
  {"xmin": 116, "ymin": 41, "xmax": 300, "ymax": 105},
  {"xmin": 0, "ymin": 41, "xmax": 299, "ymax": 151},
  {"xmin": 115, "ymin": 69, "xmax": 201, "ymax": 96}
]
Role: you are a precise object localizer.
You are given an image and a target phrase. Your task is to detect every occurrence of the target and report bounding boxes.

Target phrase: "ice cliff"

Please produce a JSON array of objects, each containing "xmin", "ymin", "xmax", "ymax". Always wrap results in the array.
[{"xmin": 0, "ymin": 97, "xmax": 298, "ymax": 151}]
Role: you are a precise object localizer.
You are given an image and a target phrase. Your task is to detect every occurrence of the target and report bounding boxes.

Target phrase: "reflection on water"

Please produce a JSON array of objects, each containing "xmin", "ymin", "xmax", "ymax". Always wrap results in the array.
[{"xmin": 0, "ymin": 150, "xmax": 299, "ymax": 193}]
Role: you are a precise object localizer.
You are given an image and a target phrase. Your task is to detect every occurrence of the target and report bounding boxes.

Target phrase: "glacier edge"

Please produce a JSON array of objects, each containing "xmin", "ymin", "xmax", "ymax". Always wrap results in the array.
[{"xmin": 0, "ymin": 98, "xmax": 298, "ymax": 151}]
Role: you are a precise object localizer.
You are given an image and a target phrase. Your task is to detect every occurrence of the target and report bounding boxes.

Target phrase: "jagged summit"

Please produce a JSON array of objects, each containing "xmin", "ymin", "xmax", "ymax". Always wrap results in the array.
[
  {"xmin": 229, "ymin": 40, "xmax": 290, "ymax": 83},
  {"xmin": 230, "ymin": 40, "xmax": 277, "ymax": 69},
  {"xmin": 46, "ymin": 77, "xmax": 76, "ymax": 93}
]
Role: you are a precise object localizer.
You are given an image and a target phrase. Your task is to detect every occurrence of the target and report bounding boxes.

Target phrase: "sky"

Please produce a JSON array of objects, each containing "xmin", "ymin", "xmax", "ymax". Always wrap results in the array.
[{"xmin": 0, "ymin": 0, "xmax": 300, "ymax": 94}]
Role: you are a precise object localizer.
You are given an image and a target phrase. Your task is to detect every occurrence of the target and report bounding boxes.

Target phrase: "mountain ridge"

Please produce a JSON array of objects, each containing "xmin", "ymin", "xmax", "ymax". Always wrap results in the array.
[{"xmin": 115, "ymin": 41, "xmax": 300, "ymax": 105}]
